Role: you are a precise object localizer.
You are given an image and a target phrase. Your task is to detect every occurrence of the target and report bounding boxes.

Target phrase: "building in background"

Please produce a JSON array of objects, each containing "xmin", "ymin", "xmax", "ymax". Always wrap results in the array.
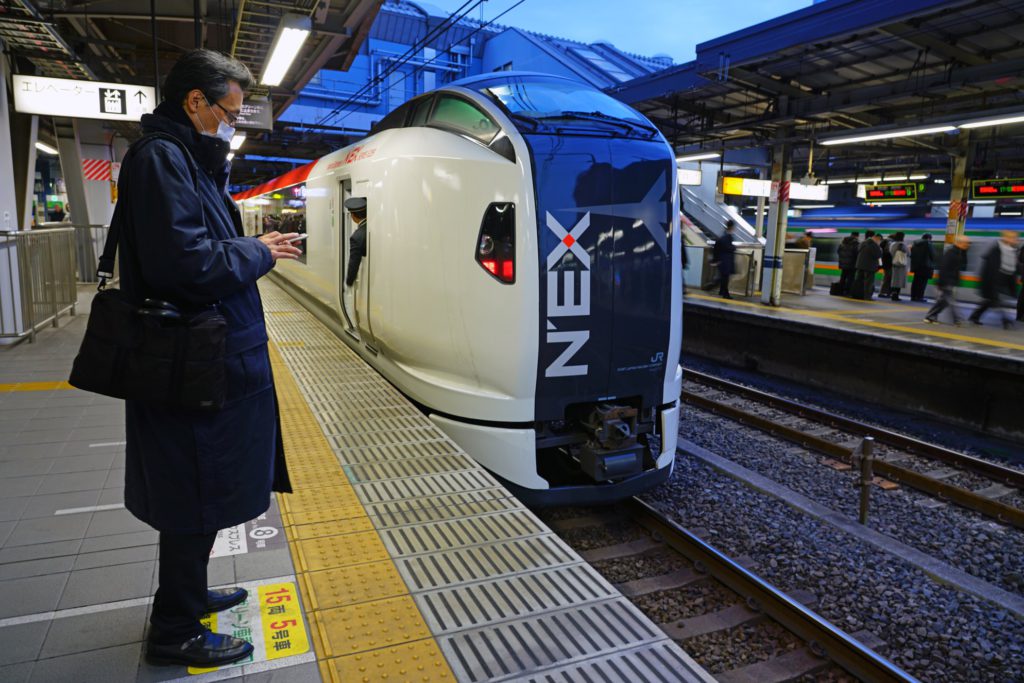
[{"xmin": 277, "ymin": 0, "xmax": 673, "ymax": 138}]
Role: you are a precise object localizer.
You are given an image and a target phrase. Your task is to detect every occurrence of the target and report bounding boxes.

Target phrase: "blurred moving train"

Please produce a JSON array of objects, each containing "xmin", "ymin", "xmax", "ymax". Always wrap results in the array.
[
  {"xmin": 234, "ymin": 73, "xmax": 683, "ymax": 505},
  {"xmin": 789, "ymin": 208, "xmax": 1024, "ymax": 286}
]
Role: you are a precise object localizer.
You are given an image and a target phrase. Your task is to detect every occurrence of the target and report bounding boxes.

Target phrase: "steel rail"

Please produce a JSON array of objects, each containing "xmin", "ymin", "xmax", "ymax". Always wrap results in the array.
[
  {"xmin": 684, "ymin": 369, "xmax": 1024, "ymax": 489},
  {"xmin": 626, "ymin": 497, "xmax": 921, "ymax": 683},
  {"xmin": 682, "ymin": 390, "xmax": 1024, "ymax": 530}
]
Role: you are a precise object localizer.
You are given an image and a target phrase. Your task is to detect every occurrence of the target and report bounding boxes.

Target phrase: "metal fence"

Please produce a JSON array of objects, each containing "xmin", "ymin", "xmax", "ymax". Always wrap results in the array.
[
  {"xmin": 0, "ymin": 228, "xmax": 78, "ymax": 343},
  {"xmin": 72, "ymin": 224, "xmax": 113, "ymax": 283}
]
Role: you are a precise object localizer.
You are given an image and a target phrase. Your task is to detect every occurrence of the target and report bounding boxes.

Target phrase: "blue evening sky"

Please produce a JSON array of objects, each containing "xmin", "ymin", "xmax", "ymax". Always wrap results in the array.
[{"xmin": 420, "ymin": 0, "xmax": 813, "ymax": 63}]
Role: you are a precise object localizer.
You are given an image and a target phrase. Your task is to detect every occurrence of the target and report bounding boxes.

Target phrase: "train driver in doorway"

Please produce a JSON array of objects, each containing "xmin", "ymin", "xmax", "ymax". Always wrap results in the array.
[{"xmin": 345, "ymin": 197, "xmax": 368, "ymax": 287}]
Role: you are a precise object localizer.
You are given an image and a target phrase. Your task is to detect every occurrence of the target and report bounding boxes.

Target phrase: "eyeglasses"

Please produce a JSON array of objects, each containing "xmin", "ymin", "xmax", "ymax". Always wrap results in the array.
[{"xmin": 212, "ymin": 101, "xmax": 240, "ymax": 126}]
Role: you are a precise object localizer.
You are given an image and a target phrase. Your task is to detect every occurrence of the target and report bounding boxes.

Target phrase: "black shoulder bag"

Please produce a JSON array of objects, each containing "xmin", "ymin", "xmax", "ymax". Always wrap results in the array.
[{"xmin": 68, "ymin": 133, "xmax": 227, "ymax": 411}]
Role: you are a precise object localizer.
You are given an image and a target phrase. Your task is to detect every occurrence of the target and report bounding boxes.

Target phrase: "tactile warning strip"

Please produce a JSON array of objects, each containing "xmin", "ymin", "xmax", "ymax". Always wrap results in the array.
[{"xmin": 260, "ymin": 281, "xmax": 714, "ymax": 683}]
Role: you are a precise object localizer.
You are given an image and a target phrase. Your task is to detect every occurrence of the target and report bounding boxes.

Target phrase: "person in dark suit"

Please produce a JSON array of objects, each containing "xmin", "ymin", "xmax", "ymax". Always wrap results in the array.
[
  {"xmin": 344, "ymin": 197, "xmax": 368, "ymax": 287},
  {"xmin": 851, "ymin": 233, "xmax": 882, "ymax": 300},
  {"xmin": 925, "ymin": 236, "xmax": 970, "ymax": 325},
  {"xmin": 1017, "ymin": 242, "xmax": 1024, "ymax": 322},
  {"xmin": 836, "ymin": 232, "xmax": 859, "ymax": 295},
  {"xmin": 118, "ymin": 50, "xmax": 301, "ymax": 668},
  {"xmin": 969, "ymin": 230, "xmax": 1019, "ymax": 329},
  {"xmin": 910, "ymin": 233, "xmax": 934, "ymax": 301},
  {"xmin": 711, "ymin": 220, "xmax": 736, "ymax": 299}
]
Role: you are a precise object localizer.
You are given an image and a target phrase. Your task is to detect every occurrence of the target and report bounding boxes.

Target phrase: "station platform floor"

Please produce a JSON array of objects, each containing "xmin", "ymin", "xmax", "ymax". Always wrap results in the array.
[
  {"xmin": 0, "ymin": 282, "xmax": 713, "ymax": 683},
  {"xmin": 685, "ymin": 285, "xmax": 1024, "ymax": 363}
]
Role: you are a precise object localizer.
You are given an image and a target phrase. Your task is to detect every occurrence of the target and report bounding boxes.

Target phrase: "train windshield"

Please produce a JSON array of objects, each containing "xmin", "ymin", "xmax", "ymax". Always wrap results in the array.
[{"xmin": 480, "ymin": 77, "xmax": 657, "ymax": 137}]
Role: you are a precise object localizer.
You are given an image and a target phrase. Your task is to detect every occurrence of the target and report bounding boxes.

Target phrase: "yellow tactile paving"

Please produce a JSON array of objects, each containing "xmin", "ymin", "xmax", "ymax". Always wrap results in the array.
[
  {"xmin": 268, "ymin": 341, "xmax": 457, "ymax": 681},
  {"xmin": 0, "ymin": 381, "xmax": 74, "ymax": 392},
  {"xmin": 322, "ymin": 639, "xmax": 453, "ymax": 683},
  {"xmin": 314, "ymin": 596, "xmax": 433, "ymax": 657},
  {"xmin": 688, "ymin": 291, "xmax": 1024, "ymax": 352}
]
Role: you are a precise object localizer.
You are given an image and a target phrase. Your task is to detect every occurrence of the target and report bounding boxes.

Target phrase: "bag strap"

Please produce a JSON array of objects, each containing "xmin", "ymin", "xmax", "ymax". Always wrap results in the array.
[{"xmin": 97, "ymin": 132, "xmax": 201, "ymax": 288}]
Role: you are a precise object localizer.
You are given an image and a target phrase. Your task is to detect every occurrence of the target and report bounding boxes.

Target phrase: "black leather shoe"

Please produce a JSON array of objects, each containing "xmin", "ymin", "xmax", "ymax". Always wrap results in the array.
[
  {"xmin": 147, "ymin": 630, "xmax": 253, "ymax": 667},
  {"xmin": 206, "ymin": 587, "xmax": 248, "ymax": 613}
]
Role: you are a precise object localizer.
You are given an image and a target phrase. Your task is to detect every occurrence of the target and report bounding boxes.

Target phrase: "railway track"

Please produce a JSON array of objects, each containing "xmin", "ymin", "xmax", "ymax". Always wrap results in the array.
[
  {"xmin": 543, "ymin": 498, "xmax": 918, "ymax": 683},
  {"xmin": 682, "ymin": 369, "xmax": 1024, "ymax": 530}
]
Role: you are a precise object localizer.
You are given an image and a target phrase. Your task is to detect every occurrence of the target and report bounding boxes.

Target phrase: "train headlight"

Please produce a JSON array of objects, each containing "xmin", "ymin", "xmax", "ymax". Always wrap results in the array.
[{"xmin": 476, "ymin": 203, "xmax": 516, "ymax": 284}]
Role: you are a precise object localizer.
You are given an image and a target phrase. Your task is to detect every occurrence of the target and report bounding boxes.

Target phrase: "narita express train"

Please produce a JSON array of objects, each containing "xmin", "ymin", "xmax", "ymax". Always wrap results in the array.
[{"xmin": 234, "ymin": 72, "xmax": 682, "ymax": 505}]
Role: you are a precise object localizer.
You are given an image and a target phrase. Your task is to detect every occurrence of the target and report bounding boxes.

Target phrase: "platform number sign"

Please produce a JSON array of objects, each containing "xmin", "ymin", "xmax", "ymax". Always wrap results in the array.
[{"xmin": 100, "ymin": 88, "xmax": 127, "ymax": 115}]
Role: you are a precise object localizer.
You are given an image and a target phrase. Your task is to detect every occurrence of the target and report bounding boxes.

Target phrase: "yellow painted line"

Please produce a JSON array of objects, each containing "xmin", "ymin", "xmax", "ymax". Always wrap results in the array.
[
  {"xmin": 0, "ymin": 381, "xmax": 74, "ymax": 392},
  {"xmin": 268, "ymin": 342, "xmax": 456, "ymax": 683},
  {"xmin": 688, "ymin": 292, "xmax": 1024, "ymax": 352}
]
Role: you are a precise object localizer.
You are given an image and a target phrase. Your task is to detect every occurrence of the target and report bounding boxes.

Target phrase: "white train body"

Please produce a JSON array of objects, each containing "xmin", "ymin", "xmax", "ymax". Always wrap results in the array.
[{"xmin": 236, "ymin": 73, "xmax": 682, "ymax": 504}]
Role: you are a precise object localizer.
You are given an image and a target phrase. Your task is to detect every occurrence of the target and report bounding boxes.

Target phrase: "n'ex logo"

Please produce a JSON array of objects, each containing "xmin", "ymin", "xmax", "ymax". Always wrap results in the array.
[{"xmin": 544, "ymin": 212, "xmax": 591, "ymax": 378}]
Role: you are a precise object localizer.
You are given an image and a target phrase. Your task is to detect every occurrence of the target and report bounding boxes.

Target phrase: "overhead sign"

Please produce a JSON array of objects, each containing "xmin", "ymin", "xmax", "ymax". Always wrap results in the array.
[
  {"xmin": 972, "ymin": 178, "xmax": 1024, "ymax": 199},
  {"xmin": 721, "ymin": 176, "xmax": 828, "ymax": 201},
  {"xmin": 865, "ymin": 182, "xmax": 918, "ymax": 202},
  {"xmin": 13, "ymin": 75, "xmax": 155, "ymax": 122},
  {"xmin": 237, "ymin": 100, "xmax": 273, "ymax": 131}
]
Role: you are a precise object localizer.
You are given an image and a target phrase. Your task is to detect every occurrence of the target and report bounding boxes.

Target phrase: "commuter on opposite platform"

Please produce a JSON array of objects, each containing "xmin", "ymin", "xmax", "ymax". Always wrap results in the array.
[
  {"xmin": 851, "ymin": 232, "xmax": 882, "ymax": 300},
  {"xmin": 925, "ymin": 236, "xmax": 970, "ymax": 326},
  {"xmin": 836, "ymin": 231, "xmax": 859, "ymax": 296},
  {"xmin": 711, "ymin": 220, "xmax": 737, "ymax": 299},
  {"xmin": 910, "ymin": 233, "xmax": 934, "ymax": 302},
  {"xmin": 969, "ymin": 230, "xmax": 1019, "ymax": 329},
  {"xmin": 888, "ymin": 232, "xmax": 908, "ymax": 301},
  {"xmin": 879, "ymin": 233, "xmax": 894, "ymax": 297}
]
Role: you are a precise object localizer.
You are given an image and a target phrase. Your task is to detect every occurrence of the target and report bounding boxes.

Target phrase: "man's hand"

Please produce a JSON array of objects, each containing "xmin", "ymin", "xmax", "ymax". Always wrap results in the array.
[{"xmin": 259, "ymin": 232, "xmax": 303, "ymax": 262}]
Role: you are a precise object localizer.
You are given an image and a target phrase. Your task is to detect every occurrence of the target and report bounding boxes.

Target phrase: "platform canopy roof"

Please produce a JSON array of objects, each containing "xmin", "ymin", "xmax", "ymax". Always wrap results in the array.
[{"xmin": 610, "ymin": 0, "xmax": 1024, "ymax": 177}]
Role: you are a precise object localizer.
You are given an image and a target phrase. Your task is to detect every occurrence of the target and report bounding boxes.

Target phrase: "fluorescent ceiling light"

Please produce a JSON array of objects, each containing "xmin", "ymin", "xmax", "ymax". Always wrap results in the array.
[
  {"xmin": 35, "ymin": 141, "xmax": 58, "ymax": 155},
  {"xmin": 792, "ymin": 204, "xmax": 835, "ymax": 209},
  {"xmin": 676, "ymin": 152, "xmax": 720, "ymax": 162},
  {"xmin": 855, "ymin": 177, "xmax": 883, "ymax": 184},
  {"xmin": 908, "ymin": 174, "xmax": 928, "ymax": 180},
  {"xmin": 226, "ymin": 152, "xmax": 235, "ymax": 161},
  {"xmin": 868, "ymin": 201, "xmax": 916, "ymax": 205},
  {"xmin": 959, "ymin": 113, "xmax": 1024, "ymax": 129},
  {"xmin": 934, "ymin": 179, "xmax": 947, "ymax": 184},
  {"xmin": 229, "ymin": 133, "xmax": 246, "ymax": 150},
  {"xmin": 821, "ymin": 125, "xmax": 956, "ymax": 146},
  {"xmin": 261, "ymin": 13, "xmax": 312, "ymax": 87}
]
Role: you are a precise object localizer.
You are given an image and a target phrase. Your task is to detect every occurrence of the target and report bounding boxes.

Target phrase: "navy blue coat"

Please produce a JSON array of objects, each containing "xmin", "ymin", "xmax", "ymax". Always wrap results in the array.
[
  {"xmin": 118, "ymin": 106, "xmax": 290, "ymax": 534},
  {"xmin": 712, "ymin": 232, "xmax": 736, "ymax": 276}
]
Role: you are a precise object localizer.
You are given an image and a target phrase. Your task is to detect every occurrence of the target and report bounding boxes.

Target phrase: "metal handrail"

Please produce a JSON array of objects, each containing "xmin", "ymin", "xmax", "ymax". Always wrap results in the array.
[{"xmin": 0, "ymin": 228, "xmax": 78, "ymax": 343}]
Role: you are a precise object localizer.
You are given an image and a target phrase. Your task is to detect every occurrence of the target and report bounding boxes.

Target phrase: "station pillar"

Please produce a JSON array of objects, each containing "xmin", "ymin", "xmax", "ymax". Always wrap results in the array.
[
  {"xmin": 11, "ymin": 113, "xmax": 39, "ymax": 230},
  {"xmin": 754, "ymin": 167, "xmax": 767, "ymax": 240},
  {"xmin": 0, "ymin": 50, "xmax": 20, "ymax": 230},
  {"xmin": 53, "ymin": 118, "xmax": 94, "ymax": 227},
  {"xmin": 944, "ymin": 132, "xmax": 974, "ymax": 244},
  {"xmin": 760, "ymin": 140, "xmax": 792, "ymax": 306}
]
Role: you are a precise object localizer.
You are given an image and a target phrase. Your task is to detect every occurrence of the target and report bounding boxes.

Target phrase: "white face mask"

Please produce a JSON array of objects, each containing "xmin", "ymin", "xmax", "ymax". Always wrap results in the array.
[{"xmin": 193, "ymin": 95, "xmax": 236, "ymax": 143}]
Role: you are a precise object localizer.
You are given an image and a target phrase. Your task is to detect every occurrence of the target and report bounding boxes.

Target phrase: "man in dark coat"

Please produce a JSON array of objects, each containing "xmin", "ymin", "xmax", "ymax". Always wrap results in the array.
[
  {"xmin": 711, "ymin": 220, "xmax": 736, "ymax": 299},
  {"xmin": 117, "ymin": 50, "xmax": 301, "ymax": 668},
  {"xmin": 850, "ymin": 232, "xmax": 882, "ymax": 300},
  {"xmin": 969, "ymin": 230, "xmax": 1019, "ymax": 328},
  {"xmin": 1018, "ymin": 243, "xmax": 1024, "ymax": 322},
  {"xmin": 836, "ymin": 231, "xmax": 859, "ymax": 295},
  {"xmin": 878, "ymin": 234, "xmax": 894, "ymax": 297},
  {"xmin": 345, "ymin": 197, "xmax": 368, "ymax": 287},
  {"xmin": 925, "ymin": 236, "xmax": 970, "ymax": 325},
  {"xmin": 909, "ymin": 233, "xmax": 934, "ymax": 302}
]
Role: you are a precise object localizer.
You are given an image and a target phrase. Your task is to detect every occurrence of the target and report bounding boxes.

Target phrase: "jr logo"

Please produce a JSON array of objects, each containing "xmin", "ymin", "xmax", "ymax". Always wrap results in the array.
[{"xmin": 545, "ymin": 212, "xmax": 591, "ymax": 378}]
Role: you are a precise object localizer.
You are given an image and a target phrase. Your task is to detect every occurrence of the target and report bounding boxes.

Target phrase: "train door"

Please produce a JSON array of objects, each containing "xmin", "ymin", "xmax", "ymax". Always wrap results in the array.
[{"xmin": 338, "ymin": 180, "xmax": 359, "ymax": 341}]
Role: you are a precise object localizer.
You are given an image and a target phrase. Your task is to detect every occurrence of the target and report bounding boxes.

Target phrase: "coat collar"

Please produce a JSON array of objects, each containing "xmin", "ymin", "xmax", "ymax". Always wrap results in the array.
[{"xmin": 142, "ymin": 102, "xmax": 231, "ymax": 183}]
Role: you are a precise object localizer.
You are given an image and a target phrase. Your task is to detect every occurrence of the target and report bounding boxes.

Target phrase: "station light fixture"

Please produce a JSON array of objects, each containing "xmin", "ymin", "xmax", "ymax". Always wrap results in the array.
[
  {"xmin": 261, "ymin": 13, "xmax": 312, "ymax": 87},
  {"xmin": 226, "ymin": 152, "xmax": 235, "ymax": 162},
  {"xmin": 676, "ymin": 152, "xmax": 720, "ymax": 162},
  {"xmin": 35, "ymin": 141, "xmax": 58, "ymax": 155},
  {"xmin": 820, "ymin": 125, "xmax": 956, "ymax": 146},
  {"xmin": 958, "ymin": 113, "xmax": 1024, "ymax": 129},
  {"xmin": 229, "ymin": 133, "xmax": 246, "ymax": 151}
]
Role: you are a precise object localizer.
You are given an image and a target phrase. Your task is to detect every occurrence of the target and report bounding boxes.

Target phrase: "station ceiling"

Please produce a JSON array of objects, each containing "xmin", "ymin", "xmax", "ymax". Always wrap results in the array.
[
  {"xmin": 611, "ymin": 0, "xmax": 1024, "ymax": 180},
  {"xmin": 1, "ymin": 0, "xmax": 382, "ymax": 184}
]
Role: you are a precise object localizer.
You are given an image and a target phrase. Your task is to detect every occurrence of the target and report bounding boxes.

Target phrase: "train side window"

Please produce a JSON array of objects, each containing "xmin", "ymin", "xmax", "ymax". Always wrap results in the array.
[
  {"xmin": 408, "ymin": 95, "xmax": 434, "ymax": 126},
  {"xmin": 428, "ymin": 95, "xmax": 499, "ymax": 145}
]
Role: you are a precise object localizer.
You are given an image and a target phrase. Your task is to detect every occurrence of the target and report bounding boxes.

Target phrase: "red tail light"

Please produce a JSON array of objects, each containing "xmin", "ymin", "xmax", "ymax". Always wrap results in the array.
[{"xmin": 476, "ymin": 203, "xmax": 515, "ymax": 284}]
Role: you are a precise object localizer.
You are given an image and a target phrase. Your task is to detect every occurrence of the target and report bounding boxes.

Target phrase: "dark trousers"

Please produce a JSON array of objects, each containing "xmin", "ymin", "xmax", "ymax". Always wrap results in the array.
[
  {"xmin": 910, "ymin": 269, "xmax": 932, "ymax": 300},
  {"xmin": 718, "ymin": 266, "xmax": 733, "ymax": 296},
  {"xmin": 1018, "ymin": 281, "xmax": 1024, "ymax": 321},
  {"xmin": 879, "ymin": 267, "xmax": 893, "ymax": 296},
  {"xmin": 970, "ymin": 273, "xmax": 1017, "ymax": 323},
  {"xmin": 150, "ymin": 531, "xmax": 217, "ymax": 643},
  {"xmin": 850, "ymin": 269, "xmax": 874, "ymax": 299},
  {"xmin": 838, "ymin": 268, "xmax": 855, "ymax": 295},
  {"xmin": 926, "ymin": 287, "xmax": 959, "ymax": 323}
]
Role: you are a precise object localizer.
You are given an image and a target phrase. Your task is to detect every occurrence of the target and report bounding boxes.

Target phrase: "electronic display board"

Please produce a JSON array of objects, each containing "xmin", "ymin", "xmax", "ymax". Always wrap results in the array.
[
  {"xmin": 864, "ymin": 183, "xmax": 918, "ymax": 202},
  {"xmin": 971, "ymin": 178, "xmax": 1024, "ymax": 199}
]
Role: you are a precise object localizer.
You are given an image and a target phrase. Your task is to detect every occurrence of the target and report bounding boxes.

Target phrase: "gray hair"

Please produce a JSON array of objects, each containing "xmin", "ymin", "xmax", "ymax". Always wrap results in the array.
[{"xmin": 163, "ymin": 49, "xmax": 252, "ymax": 104}]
